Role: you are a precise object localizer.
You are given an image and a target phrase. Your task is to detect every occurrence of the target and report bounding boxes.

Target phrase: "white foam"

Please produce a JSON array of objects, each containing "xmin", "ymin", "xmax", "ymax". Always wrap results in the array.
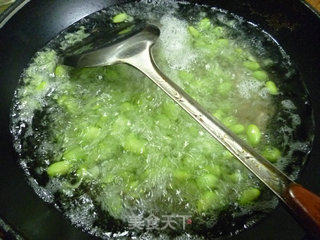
[
  {"xmin": 236, "ymin": 78, "xmax": 264, "ymax": 99},
  {"xmin": 158, "ymin": 15, "xmax": 196, "ymax": 70},
  {"xmin": 281, "ymin": 99, "xmax": 296, "ymax": 110}
]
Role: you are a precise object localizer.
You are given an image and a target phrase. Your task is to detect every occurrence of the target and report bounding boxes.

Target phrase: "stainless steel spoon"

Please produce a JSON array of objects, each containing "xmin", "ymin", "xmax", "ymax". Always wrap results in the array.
[{"xmin": 63, "ymin": 24, "xmax": 320, "ymax": 238}]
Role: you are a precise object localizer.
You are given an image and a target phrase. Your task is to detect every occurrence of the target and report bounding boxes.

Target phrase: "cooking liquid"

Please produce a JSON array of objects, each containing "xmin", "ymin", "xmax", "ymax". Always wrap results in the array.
[{"xmin": 10, "ymin": 1, "xmax": 314, "ymax": 239}]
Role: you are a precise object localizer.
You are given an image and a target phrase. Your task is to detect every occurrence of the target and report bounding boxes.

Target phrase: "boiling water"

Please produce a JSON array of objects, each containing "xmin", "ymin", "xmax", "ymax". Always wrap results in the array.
[{"xmin": 10, "ymin": 1, "xmax": 314, "ymax": 239}]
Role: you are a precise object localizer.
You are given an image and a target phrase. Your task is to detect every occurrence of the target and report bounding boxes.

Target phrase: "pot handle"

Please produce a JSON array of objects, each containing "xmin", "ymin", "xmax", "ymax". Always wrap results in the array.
[
  {"xmin": 284, "ymin": 183, "xmax": 320, "ymax": 238},
  {"xmin": 304, "ymin": 0, "xmax": 320, "ymax": 16}
]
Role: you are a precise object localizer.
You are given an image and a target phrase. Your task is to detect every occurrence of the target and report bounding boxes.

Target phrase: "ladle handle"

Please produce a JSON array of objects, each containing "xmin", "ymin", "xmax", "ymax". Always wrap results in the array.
[
  {"xmin": 284, "ymin": 183, "xmax": 320, "ymax": 238},
  {"xmin": 122, "ymin": 40, "xmax": 320, "ymax": 238}
]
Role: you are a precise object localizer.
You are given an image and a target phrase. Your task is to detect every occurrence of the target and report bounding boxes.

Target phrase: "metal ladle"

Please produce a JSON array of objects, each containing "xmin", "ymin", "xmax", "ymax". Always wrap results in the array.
[{"xmin": 64, "ymin": 24, "xmax": 320, "ymax": 238}]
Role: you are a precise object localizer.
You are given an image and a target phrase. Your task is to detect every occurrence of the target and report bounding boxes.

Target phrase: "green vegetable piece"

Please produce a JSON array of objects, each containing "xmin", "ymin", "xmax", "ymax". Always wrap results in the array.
[
  {"xmin": 112, "ymin": 115, "xmax": 130, "ymax": 134},
  {"xmin": 265, "ymin": 81, "xmax": 279, "ymax": 95},
  {"xmin": 99, "ymin": 137, "xmax": 120, "ymax": 156},
  {"xmin": 112, "ymin": 13, "xmax": 129, "ymax": 23},
  {"xmin": 118, "ymin": 25, "xmax": 134, "ymax": 35},
  {"xmin": 102, "ymin": 174, "xmax": 117, "ymax": 184},
  {"xmin": 155, "ymin": 115, "xmax": 171, "ymax": 129},
  {"xmin": 222, "ymin": 116, "xmax": 237, "ymax": 128},
  {"xmin": 196, "ymin": 174, "xmax": 218, "ymax": 190},
  {"xmin": 76, "ymin": 167, "xmax": 88, "ymax": 178},
  {"xmin": 123, "ymin": 134, "xmax": 146, "ymax": 154},
  {"xmin": 217, "ymin": 82, "xmax": 232, "ymax": 95},
  {"xmin": 262, "ymin": 146, "xmax": 281, "ymax": 163},
  {"xmin": 228, "ymin": 172, "xmax": 242, "ymax": 183},
  {"xmin": 193, "ymin": 39, "xmax": 208, "ymax": 49},
  {"xmin": 161, "ymin": 102, "xmax": 180, "ymax": 121},
  {"xmin": 86, "ymin": 166, "xmax": 100, "ymax": 178},
  {"xmin": 188, "ymin": 26, "xmax": 200, "ymax": 38},
  {"xmin": 55, "ymin": 65, "xmax": 68, "ymax": 77},
  {"xmin": 207, "ymin": 165, "xmax": 222, "ymax": 177},
  {"xmin": 230, "ymin": 124, "xmax": 245, "ymax": 134},
  {"xmin": 47, "ymin": 161, "xmax": 71, "ymax": 177},
  {"xmin": 213, "ymin": 109, "xmax": 224, "ymax": 121},
  {"xmin": 182, "ymin": 156, "xmax": 200, "ymax": 169},
  {"xmin": 106, "ymin": 195, "xmax": 124, "ymax": 218},
  {"xmin": 246, "ymin": 124, "xmax": 261, "ymax": 146},
  {"xmin": 253, "ymin": 70, "xmax": 268, "ymax": 81},
  {"xmin": 243, "ymin": 61, "xmax": 260, "ymax": 71},
  {"xmin": 36, "ymin": 81, "xmax": 47, "ymax": 91},
  {"xmin": 57, "ymin": 95, "xmax": 79, "ymax": 113},
  {"xmin": 197, "ymin": 191, "xmax": 219, "ymax": 212},
  {"xmin": 63, "ymin": 146, "xmax": 86, "ymax": 162},
  {"xmin": 83, "ymin": 126, "xmax": 101, "ymax": 141},
  {"xmin": 173, "ymin": 170, "xmax": 191, "ymax": 182},
  {"xmin": 198, "ymin": 18, "xmax": 211, "ymax": 30},
  {"xmin": 239, "ymin": 188, "xmax": 261, "ymax": 204},
  {"xmin": 222, "ymin": 151, "xmax": 233, "ymax": 159}
]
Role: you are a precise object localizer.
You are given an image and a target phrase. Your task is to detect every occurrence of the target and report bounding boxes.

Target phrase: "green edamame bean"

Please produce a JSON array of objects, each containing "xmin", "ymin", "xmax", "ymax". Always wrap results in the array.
[
  {"xmin": 105, "ymin": 195, "xmax": 123, "ymax": 218},
  {"xmin": 63, "ymin": 146, "xmax": 86, "ymax": 162},
  {"xmin": 76, "ymin": 167, "xmax": 88, "ymax": 178},
  {"xmin": 198, "ymin": 18, "xmax": 211, "ymax": 30},
  {"xmin": 265, "ymin": 81, "xmax": 279, "ymax": 95},
  {"xmin": 57, "ymin": 95, "xmax": 79, "ymax": 113},
  {"xmin": 173, "ymin": 170, "xmax": 191, "ymax": 182},
  {"xmin": 228, "ymin": 172, "xmax": 242, "ymax": 183},
  {"xmin": 188, "ymin": 26, "xmax": 200, "ymax": 38},
  {"xmin": 123, "ymin": 134, "xmax": 146, "ymax": 154},
  {"xmin": 193, "ymin": 39, "xmax": 207, "ymax": 49},
  {"xmin": 239, "ymin": 187, "xmax": 260, "ymax": 204},
  {"xmin": 222, "ymin": 151, "xmax": 233, "ymax": 159},
  {"xmin": 118, "ymin": 25, "xmax": 134, "ymax": 35},
  {"xmin": 252, "ymin": 70, "xmax": 268, "ymax": 81},
  {"xmin": 222, "ymin": 116, "xmax": 237, "ymax": 127},
  {"xmin": 243, "ymin": 61, "xmax": 260, "ymax": 71},
  {"xmin": 262, "ymin": 146, "xmax": 281, "ymax": 163},
  {"xmin": 161, "ymin": 102, "xmax": 179, "ymax": 121},
  {"xmin": 47, "ymin": 161, "xmax": 71, "ymax": 177},
  {"xmin": 246, "ymin": 124, "xmax": 261, "ymax": 146},
  {"xmin": 230, "ymin": 124, "xmax": 245, "ymax": 134},
  {"xmin": 197, "ymin": 191, "xmax": 218, "ymax": 212},
  {"xmin": 207, "ymin": 165, "xmax": 222, "ymax": 177},
  {"xmin": 196, "ymin": 174, "xmax": 218, "ymax": 190},
  {"xmin": 112, "ymin": 13, "xmax": 129, "ymax": 23},
  {"xmin": 99, "ymin": 137, "xmax": 120, "ymax": 156},
  {"xmin": 102, "ymin": 174, "xmax": 117, "ymax": 184},
  {"xmin": 212, "ymin": 109, "xmax": 224, "ymax": 121},
  {"xmin": 36, "ymin": 81, "xmax": 47, "ymax": 91},
  {"xmin": 83, "ymin": 126, "xmax": 101, "ymax": 141},
  {"xmin": 54, "ymin": 65, "xmax": 68, "ymax": 77}
]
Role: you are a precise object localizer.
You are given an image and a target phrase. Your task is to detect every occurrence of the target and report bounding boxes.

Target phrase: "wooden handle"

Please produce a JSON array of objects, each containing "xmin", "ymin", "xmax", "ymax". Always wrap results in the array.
[
  {"xmin": 305, "ymin": 0, "xmax": 320, "ymax": 13},
  {"xmin": 284, "ymin": 183, "xmax": 320, "ymax": 238}
]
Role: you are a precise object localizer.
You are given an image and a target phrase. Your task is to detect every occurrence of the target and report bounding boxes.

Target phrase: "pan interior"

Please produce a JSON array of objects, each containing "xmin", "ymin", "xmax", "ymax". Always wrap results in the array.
[{"xmin": 10, "ymin": 1, "xmax": 314, "ymax": 239}]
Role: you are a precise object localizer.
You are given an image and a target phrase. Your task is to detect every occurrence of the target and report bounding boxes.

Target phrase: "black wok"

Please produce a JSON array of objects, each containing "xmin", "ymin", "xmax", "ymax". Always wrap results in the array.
[{"xmin": 0, "ymin": 0, "xmax": 319, "ymax": 239}]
